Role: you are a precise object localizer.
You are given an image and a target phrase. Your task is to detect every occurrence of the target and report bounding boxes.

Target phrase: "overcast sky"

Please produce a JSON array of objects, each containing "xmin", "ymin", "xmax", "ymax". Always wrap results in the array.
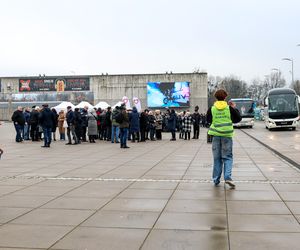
[{"xmin": 0, "ymin": 0, "xmax": 299, "ymax": 83}]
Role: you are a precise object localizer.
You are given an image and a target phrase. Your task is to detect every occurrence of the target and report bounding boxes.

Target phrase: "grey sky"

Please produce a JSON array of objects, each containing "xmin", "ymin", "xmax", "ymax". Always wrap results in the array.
[{"xmin": 0, "ymin": 0, "xmax": 299, "ymax": 83}]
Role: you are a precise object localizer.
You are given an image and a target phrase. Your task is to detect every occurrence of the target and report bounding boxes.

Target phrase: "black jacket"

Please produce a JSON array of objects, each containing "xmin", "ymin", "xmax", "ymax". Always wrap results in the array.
[
  {"xmin": 74, "ymin": 110, "xmax": 83, "ymax": 128},
  {"xmin": 140, "ymin": 112, "xmax": 149, "ymax": 129},
  {"xmin": 105, "ymin": 110, "xmax": 112, "ymax": 127},
  {"xmin": 12, "ymin": 110, "xmax": 25, "ymax": 126},
  {"xmin": 81, "ymin": 109, "xmax": 88, "ymax": 127},
  {"xmin": 29, "ymin": 110, "xmax": 39, "ymax": 125},
  {"xmin": 66, "ymin": 110, "xmax": 75, "ymax": 125},
  {"xmin": 39, "ymin": 108, "xmax": 56, "ymax": 128},
  {"xmin": 206, "ymin": 106, "xmax": 242, "ymax": 125},
  {"xmin": 192, "ymin": 112, "xmax": 201, "ymax": 125}
]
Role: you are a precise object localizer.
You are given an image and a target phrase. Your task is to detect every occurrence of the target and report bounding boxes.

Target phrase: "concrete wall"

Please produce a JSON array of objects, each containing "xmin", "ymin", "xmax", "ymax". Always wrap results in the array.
[
  {"xmin": 91, "ymin": 73, "xmax": 207, "ymax": 112},
  {"xmin": 0, "ymin": 73, "xmax": 207, "ymax": 120}
]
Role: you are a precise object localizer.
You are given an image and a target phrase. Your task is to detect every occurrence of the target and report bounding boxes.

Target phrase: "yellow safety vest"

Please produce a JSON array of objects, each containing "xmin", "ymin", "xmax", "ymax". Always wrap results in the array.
[{"xmin": 208, "ymin": 105, "xmax": 234, "ymax": 137}]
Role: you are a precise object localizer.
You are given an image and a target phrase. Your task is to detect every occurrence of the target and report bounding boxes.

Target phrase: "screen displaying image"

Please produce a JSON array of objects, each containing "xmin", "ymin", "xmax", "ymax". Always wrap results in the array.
[{"xmin": 147, "ymin": 82, "xmax": 190, "ymax": 108}]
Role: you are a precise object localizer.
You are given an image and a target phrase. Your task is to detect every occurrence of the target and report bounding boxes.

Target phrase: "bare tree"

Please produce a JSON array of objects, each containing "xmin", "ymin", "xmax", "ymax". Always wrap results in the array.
[
  {"xmin": 291, "ymin": 80, "xmax": 300, "ymax": 95},
  {"xmin": 207, "ymin": 75, "xmax": 222, "ymax": 107},
  {"xmin": 265, "ymin": 70, "xmax": 286, "ymax": 89},
  {"xmin": 248, "ymin": 78, "xmax": 267, "ymax": 105},
  {"xmin": 219, "ymin": 76, "xmax": 248, "ymax": 100}
]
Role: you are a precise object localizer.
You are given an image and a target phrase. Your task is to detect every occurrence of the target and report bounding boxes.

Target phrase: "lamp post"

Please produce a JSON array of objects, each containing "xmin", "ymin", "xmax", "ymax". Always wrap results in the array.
[
  {"xmin": 282, "ymin": 58, "xmax": 294, "ymax": 85},
  {"xmin": 7, "ymin": 84, "xmax": 12, "ymax": 120}
]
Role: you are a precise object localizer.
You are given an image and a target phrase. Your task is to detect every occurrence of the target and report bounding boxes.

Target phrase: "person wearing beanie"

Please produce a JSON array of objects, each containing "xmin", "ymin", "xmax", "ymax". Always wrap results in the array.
[{"xmin": 206, "ymin": 89, "xmax": 241, "ymax": 188}]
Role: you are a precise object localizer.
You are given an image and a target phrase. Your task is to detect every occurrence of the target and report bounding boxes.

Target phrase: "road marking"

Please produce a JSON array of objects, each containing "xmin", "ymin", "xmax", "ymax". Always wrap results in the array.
[{"xmin": 1, "ymin": 175, "xmax": 300, "ymax": 184}]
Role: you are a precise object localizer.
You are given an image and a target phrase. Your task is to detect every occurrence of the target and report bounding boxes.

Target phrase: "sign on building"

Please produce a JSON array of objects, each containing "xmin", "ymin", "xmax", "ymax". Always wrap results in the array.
[{"xmin": 19, "ymin": 78, "xmax": 90, "ymax": 92}]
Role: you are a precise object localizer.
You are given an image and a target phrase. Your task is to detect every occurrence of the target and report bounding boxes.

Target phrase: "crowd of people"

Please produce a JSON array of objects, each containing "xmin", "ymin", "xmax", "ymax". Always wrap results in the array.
[
  {"xmin": 9, "ymin": 88, "xmax": 242, "ymax": 188},
  {"xmin": 11, "ymin": 104, "xmax": 209, "ymax": 148}
]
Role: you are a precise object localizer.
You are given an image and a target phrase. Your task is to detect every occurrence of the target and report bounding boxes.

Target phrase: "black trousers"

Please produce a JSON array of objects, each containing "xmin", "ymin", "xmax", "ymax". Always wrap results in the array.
[
  {"xmin": 30, "ymin": 123, "xmax": 39, "ymax": 141},
  {"xmin": 156, "ymin": 129, "xmax": 162, "ymax": 140},
  {"xmin": 193, "ymin": 124, "xmax": 200, "ymax": 139},
  {"xmin": 140, "ymin": 127, "xmax": 146, "ymax": 141},
  {"xmin": 82, "ymin": 126, "xmax": 87, "ymax": 141},
  {"xmin": 106, "ymin": 126, "xmax": 112, "ymax": 140},
  {"xmin": 185, "ymin": 132, "xmax": 191, "ymax": 140},
  {"xmin": 171, "ymin": 130, "xmax": 176, "ymax": 139}
]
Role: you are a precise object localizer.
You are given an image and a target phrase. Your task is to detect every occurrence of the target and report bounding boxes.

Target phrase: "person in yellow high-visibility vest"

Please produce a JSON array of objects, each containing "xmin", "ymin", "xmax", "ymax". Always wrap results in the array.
[{"xmin": 206, "ymin": 89, "xmax": 242, "ymax": 188}]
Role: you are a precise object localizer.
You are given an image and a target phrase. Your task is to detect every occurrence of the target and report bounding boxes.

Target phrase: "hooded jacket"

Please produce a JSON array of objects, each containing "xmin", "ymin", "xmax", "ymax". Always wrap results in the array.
[{"xmin": 206, "ymin": 101, "xmax": 241, "ymax": 125}]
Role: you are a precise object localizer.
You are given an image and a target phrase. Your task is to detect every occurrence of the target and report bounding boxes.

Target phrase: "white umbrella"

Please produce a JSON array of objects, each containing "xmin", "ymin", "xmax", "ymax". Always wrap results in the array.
[
  {"xmin": 95, "ymin": 101, "xmax": 110, "ymax": 109},
  {"xmin": 75, "ymin": 101, "xmax": 94, "ymax": 110},
  {"xmin": 53, "ymin": 101, "xmax": 75, "ymax": 113},
  {"xmin": 112, "ymin": 101, "xmax": 123, "ymax": 109}
]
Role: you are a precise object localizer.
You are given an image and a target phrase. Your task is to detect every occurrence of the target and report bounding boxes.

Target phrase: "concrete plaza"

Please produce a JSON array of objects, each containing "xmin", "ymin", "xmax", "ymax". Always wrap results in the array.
[{"xmin": 0, "ymin": 121, "xmax": 300, "ymax": 250}]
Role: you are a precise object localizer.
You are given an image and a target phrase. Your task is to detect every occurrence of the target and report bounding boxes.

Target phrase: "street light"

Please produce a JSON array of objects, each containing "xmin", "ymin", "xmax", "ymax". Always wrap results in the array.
[
  {"xmin": 7, "ymin": 84, "xmax": 12, "ymax": 120},
  {"xmin": 282, "ymin": 58, "xmax": 294, "ymax": 85}
]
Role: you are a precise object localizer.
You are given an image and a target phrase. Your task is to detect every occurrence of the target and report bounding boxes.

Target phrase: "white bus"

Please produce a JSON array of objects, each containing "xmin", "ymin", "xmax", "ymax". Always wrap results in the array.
[
  {"xmin": 264, "ymin": 88, "xmax": 299, "ymax": 130},
  {"xmin": 230, "ymin": 98, "xmax": 255, "ymax": 128}
]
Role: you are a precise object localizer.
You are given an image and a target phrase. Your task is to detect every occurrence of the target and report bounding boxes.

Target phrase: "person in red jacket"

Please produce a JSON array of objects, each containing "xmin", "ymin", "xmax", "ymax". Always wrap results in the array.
[{"xmin": 96, "ymin": 108, "xmax": 101, "ymax": 139}]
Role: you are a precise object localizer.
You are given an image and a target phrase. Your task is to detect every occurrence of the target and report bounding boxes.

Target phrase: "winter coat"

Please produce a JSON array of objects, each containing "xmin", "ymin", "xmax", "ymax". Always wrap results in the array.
[
  {"xmin": 99, "ymin": 112, "xmax": 106, "ymax": 128},
  {"xmin": 119, "ymin": 110, "xmax": 130, "ymax": 128},
  {"xmin": 105, "ymin": 110, "xmax": 112, "ymax": 127},
  {"xmin": 192, "ymin": 112, "xmax": 201, "ymax": 126},
  {"xmin": 12, "ymin": 110, "xmax": 25, "ymax": 126},
  {"xmin": 29, "ymin": 110, "xmax": 39, "ymax": 125},
  {"xmin": 129, "ymin": 107, "xmax": 140, "ymax": 132},
  {"xmin": 39, "ymin": 108, "xmax": 55, "ymax": 129},
  {"xmin": 111, "ymin": 109, "xmax": 120, "ymax": 126},
  {"xmin": 58, "ymin": 112, "xmax": 65, "ymax": 128},
  {"xmin": 24, "ymin": 111, "xmax": 31, "ymax": 124},
  {"xmin": 74, "ymin": 111, "xmax": 83, "ymax": 128},
  {"xmin": 177, "ymin": 116, "xmax": 184, "ymax": 130},
  {"xmin": 52, "ymin": 111, "xmax": 59, "ymax": 132},
  {"xmin": 154, "ymin": 114, "xmax": 163, "ymax": 130},
  {"xmin": 66, "ymin": 110, "xmax": 75, "ymax": 126},
  {"xmin": 182, "ymin": 115, "xmax": 193, "ymax": 132},
  {"xmin": 167, "ymin": 111, "xmax": 177, "ymax": 131},
  {"xmin": 140, "ymin": 112, "xmax": 149, "ymax": 129},
  {"xmin": 58, "ymin": 112, "xmax": 65, "ymax": 134},
  {"xmin": 96, "ymin": 110, "xmax": 101, "ymax": 126},
  {"xmin": 81, "ymin": 109, "xmax": 89, "ymax": 127},
  {"xmin": 87, "ymin": 112, "xmax": 98, "ymax": 135},
  {"xmin": 148, "ymin": 114, "xmax": 156, "ymax": 129}
]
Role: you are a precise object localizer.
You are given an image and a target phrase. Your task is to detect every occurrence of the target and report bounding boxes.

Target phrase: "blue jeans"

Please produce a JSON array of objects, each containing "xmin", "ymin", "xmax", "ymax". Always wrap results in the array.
[
  {"xmin": 119, "ymin": 127, "xmax": 128, "ymax": 146},
  {"xmin": 23, "ymin": 123, "xmax": 30, "ymax": 140},
  {"xmin": 111, "ymin": 125, "xmax": 120, "ymax": 143},
  {"xmin": 150, "ymin": 127, "xmax": 155, "ymax": 140},
  {"xmin": 212, "ymin": 136, "xmax": 233, "ymax": 184},
  {"xmin": 43, "ymin": 127, "xmax": 52, "ymax": 146},
  {"xmin": 14, "ymin": 124, "xmax": 23, "ymax": 142}
]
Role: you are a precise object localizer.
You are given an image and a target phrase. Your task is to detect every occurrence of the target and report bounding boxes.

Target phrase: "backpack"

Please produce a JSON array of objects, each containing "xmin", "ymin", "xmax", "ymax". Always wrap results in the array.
[{"xmin": 115, "ymin": 112, "xmax": 124, "ymax": 124}]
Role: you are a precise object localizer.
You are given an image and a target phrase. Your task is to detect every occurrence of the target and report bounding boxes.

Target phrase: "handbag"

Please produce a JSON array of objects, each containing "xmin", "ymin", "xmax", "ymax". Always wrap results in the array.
[{"xmin": 63, "ymin": 120, "xmax": 68, "ymax": 128}]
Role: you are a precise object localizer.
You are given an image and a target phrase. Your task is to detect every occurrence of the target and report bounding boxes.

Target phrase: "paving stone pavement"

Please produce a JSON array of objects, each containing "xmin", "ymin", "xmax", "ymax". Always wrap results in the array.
[{"xmin": 0, "ymin": 121, "xmax": 300, "ymax": 250}]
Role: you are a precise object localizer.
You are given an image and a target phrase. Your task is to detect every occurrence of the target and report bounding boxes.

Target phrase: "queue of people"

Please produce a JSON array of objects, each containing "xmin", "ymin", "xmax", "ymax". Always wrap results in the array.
[{"xmin": 11, "ymin": 103, "xmax": 209, "ymax": 149}]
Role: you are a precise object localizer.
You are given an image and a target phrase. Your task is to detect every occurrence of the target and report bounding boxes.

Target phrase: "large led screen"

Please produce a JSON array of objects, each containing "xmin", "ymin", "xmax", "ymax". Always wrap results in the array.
[{"xmin": 147, "ymin": 82, "xmax": 190, "ymax": 108}]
